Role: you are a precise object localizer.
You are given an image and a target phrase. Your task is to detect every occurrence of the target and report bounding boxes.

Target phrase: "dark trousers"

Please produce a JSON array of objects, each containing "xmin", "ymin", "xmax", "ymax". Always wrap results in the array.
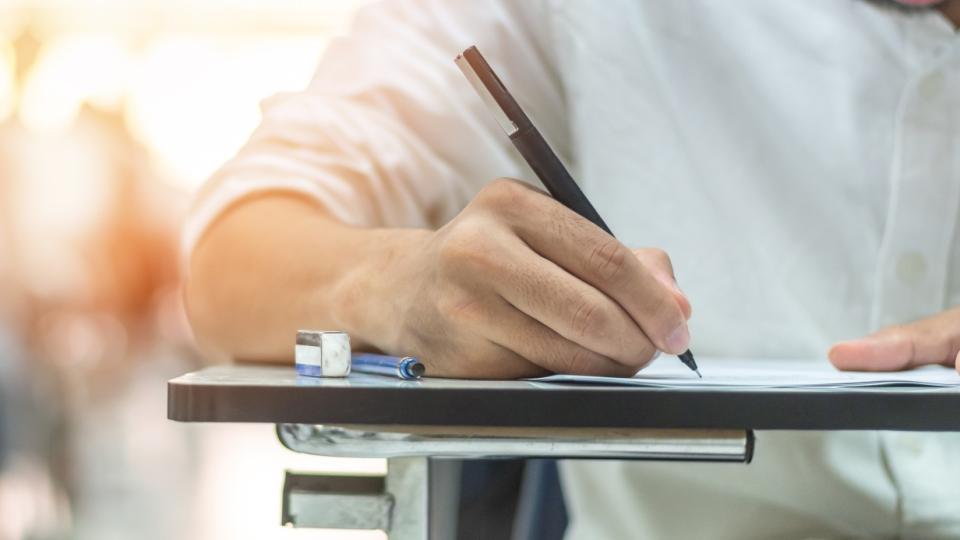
[{"xmin": 457, "ymin": 459, "xmax": 568, "ymax": 540}]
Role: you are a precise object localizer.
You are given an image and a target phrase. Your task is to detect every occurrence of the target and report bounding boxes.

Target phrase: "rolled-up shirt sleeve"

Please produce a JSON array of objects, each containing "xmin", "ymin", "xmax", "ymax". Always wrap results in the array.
[{"xmin": 183, "ymin": 0, "xmax": 567, "ymax": 257}]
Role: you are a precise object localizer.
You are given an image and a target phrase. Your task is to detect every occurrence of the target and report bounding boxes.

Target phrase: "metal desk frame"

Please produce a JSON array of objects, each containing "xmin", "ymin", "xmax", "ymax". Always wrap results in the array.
[
  {"xmin": 275, "ymin": 423, "xmax": 752, "ymax": 539},
  {"xmin": 168, "ymin": 365, "xmax": 960, "ymax": 539}
]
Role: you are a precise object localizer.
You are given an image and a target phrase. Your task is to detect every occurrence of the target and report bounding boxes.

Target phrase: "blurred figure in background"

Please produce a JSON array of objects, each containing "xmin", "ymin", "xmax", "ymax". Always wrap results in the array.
[
  {"xmin": 0, "ymin": 27, "xmax": 72, "ymax": 540},
  {"xmin": 0, "ymin": 23, "xmax": 198, "ymax": 540},
  {"xmin": 1, "ymin": 4, "xmax": 370, "ymax": 537}
]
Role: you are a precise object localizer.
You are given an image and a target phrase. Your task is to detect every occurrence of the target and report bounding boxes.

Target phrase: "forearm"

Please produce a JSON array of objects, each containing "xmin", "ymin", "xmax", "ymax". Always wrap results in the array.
[
  {"xmin": 185, "ymin": 181, "xmax": 691, "ymax": 378},
  {"xmin": 185, "ymin": 194, "xmax": 428, "ymax": 362}
]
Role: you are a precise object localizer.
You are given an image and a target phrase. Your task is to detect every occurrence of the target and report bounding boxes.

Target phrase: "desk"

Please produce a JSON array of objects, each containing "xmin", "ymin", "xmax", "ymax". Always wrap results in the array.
[
  {"xmin": 167, "ymin": 364, "xmax": 960, "ymax": 538},
  {"xmin": 169, "ymin": 364, "xmax": 960, "ymax": 430}
]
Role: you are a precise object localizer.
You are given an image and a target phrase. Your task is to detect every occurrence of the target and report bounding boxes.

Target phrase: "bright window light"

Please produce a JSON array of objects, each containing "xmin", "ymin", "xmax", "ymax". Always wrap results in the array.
[
  {"xmin": 126, "ymin": 35, "xmax": 329, "ymax": 191},
  {"xmin": 0, "ymin": 40, "xmax": 12, "ymax": 121},
  {"xmin": 19, "ymin": 34, "xmax": 132, "ymax": 133}
]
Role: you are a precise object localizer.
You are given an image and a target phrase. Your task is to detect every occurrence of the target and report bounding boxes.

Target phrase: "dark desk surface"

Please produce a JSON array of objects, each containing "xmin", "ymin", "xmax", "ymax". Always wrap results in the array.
[{"xmin": 168, "ymin": 364, "xmax": 960, "ymax": 431}]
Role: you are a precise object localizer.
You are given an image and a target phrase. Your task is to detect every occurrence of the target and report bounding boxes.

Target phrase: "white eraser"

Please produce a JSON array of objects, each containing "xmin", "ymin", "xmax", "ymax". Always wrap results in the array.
[{"xmin": 295, "ymin": 330, "xmax": 351, "ymax": 377}]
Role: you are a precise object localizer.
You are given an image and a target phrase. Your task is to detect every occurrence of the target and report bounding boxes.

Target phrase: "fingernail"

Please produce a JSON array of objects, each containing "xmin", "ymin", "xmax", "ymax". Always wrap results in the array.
[{"xmin": 665, "ymin": 323, "xmax": 690, "ymax": 353}]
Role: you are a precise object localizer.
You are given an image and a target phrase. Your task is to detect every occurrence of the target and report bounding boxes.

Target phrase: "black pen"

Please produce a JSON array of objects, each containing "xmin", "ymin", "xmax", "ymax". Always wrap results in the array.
[{"xmin": 455, "ymin": 45, "xmax": 701, "ymax": 378}]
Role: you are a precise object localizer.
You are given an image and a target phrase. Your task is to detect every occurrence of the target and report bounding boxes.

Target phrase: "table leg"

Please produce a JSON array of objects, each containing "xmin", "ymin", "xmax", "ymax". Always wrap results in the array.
[
  {"xmin": 384, "ymin": 457, "xmax": 426, "ymax": 539},
  {"xmin": 428, "ymin": 459, "xmax": 461, "ymax": 538},
  {"xmin": 385, "ymin": 458, "xmax": 462, "ymax": 540}
]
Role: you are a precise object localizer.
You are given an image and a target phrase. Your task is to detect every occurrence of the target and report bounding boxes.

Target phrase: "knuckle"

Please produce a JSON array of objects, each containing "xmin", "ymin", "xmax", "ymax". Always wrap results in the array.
[
  {"xmin": 634, "ymin": 247, "xmax": 676, "ymax": 280},
  {"xmin": 646, "ymin": 247, "xmax": 670, "ymax": 263},
  {"xmin": 436, "ymin": 236, "xmax": 470, "ymax": 271},
  {"xmin": 437, "ymin": 294, "xmax": 485, "ymax": 323},
  {"xmin": 560, "ymin": 347, "xmax": 597, "ymax": 375},
  {"xmin": 570, "ymin": 300, "xmax": 607, "ymax": 341},
  {"xmin": 587, "ymin": 238, "xmax": 630, "ymax": 284},
  {"xmin": 648, "ymin": 248, "xmax": 673, "ymax": 272},
  {"xmin": 438, "ymin": 221, "xmax": 496, "ymax": 272},
  {"xmin": 477, "ymin": 178, "xmax": 527, "ymax": 211}
]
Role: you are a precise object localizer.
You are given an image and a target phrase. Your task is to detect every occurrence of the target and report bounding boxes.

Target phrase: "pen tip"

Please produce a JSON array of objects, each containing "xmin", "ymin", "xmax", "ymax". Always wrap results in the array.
[{"xmin": 695, "ymin": 369, "xmax": 702, "ymax": 379}]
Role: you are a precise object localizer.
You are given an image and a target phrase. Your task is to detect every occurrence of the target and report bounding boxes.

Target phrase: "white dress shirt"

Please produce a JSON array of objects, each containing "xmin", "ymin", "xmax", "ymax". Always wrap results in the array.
[{"xmin": 186, "ymin": 1, "xmax": 960, "ymax": 537}]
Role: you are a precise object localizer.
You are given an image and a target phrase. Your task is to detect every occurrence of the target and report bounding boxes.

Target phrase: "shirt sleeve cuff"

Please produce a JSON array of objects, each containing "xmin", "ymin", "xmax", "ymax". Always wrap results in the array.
[{"xmin": 180, "ymin": 175, "xmax": 366, "ymax": 273}]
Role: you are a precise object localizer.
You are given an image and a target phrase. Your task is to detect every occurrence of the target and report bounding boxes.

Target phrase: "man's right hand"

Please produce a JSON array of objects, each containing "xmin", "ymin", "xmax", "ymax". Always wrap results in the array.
[{"xmin": 341, "ymin": 179, "xmax": 692, "ymax": 378}]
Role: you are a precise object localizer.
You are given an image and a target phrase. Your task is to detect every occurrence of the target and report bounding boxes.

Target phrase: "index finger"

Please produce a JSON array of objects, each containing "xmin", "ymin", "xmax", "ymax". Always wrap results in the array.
[
  {"xmin": 829, "ymin": 309, "xmax": 960, "ymax": 371},
  {"xmin": 500, "ymin": 183, "xmax": 691, "ymax": 354}
]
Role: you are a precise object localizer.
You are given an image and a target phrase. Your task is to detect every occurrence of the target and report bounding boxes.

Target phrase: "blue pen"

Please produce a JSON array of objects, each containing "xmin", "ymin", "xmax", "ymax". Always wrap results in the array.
[{"xmin": 352, "ymin": 353, "xmax": 426, "ymax": 380}]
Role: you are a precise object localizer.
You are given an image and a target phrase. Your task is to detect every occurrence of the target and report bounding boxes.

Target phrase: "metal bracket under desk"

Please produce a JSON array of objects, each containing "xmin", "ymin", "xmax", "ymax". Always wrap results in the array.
[
  {"xmin": 277, "ymin": 424, "xmax": 753, "ymax": 539},
  {"xmin": 167, "ymin": 366, "xmax": 960, "ymax": 539},
  {"xmin": 282, "ymin": 458, "xmax": 454, "ymax": 539}
]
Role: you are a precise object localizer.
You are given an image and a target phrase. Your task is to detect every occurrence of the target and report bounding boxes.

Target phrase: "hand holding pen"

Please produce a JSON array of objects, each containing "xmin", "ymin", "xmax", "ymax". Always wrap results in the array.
[
  {"xmin": 456, "ymin": 46, "xmax": 699, "ymax": 377},
  {"xmin": 353, "ymin": 174, "xmax": 693, "ymax": 379},
  {"xmin": 296, "ymin": 52, "xmax": 694, "ymax": 380}
]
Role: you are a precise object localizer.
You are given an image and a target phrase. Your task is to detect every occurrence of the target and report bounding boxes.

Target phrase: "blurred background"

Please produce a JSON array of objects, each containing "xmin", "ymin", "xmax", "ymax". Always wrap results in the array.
[{"xmin": 0, "ymin": 1, "xmax": 386, "ymax": 538}]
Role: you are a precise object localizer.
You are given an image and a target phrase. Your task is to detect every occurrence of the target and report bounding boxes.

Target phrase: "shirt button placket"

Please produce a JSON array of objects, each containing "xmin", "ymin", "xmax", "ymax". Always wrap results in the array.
[
  {"xmin": 895, "ymin": 252, "xmax": 927, "ymax": 286},
  {"xmin": 871, "ymin": 59, "xmax": 957, "ymax": 329},
  {"xmin": 875, "ymin": 37, "xmax": 960, "ymax": 537},
  {"xmin": 917, "ymin": 71, "xmax": 945, "ymax": 100}
]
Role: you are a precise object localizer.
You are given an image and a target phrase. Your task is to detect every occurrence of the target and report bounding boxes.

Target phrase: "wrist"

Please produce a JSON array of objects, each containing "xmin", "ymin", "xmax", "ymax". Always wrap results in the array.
[{"xmin": 329, "ymin": 226, "xmax": 431, "ymax": 353}]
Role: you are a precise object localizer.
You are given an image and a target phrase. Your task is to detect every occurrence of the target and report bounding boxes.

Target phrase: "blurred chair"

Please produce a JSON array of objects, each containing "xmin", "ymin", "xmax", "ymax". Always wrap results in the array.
[
  {"xmin": 512, "ymin": 460, "xmax": 568, "ymax": 540},
  {"xmin": 456, "ymin": 459, "xmax": 524, "ymax": 539},
  {"xmin": 455, "ymin": 459, "xmax": 568, "ymax": 540}
]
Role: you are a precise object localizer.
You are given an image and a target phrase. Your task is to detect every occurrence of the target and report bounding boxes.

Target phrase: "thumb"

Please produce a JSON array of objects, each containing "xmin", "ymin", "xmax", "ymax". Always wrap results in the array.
[
  {"xmin": 829, "ymin": 310, "xmax": 960, "ymax": 372},
  {"xmin": 631, "ymin": 248, "xmax": 692, "ymax": 320}
]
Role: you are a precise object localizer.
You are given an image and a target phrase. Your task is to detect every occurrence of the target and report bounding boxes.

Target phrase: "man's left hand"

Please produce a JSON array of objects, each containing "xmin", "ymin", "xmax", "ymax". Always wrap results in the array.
[{"xmin": 829, "ymin": 308, "xmax": 960, "ymax": 373}]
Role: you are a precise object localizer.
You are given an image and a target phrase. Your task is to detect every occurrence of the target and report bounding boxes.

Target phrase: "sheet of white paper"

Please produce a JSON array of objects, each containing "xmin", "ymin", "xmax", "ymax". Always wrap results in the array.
[{"xmin": 532, "ymin": 357, "xmax": 960, "ymax": 388}]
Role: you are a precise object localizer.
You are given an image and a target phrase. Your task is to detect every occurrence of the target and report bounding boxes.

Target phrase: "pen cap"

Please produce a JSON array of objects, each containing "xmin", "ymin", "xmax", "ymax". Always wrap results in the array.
[{"xmin": 295, "ymin": 330, "xmax": 351, "ymax": 377}]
